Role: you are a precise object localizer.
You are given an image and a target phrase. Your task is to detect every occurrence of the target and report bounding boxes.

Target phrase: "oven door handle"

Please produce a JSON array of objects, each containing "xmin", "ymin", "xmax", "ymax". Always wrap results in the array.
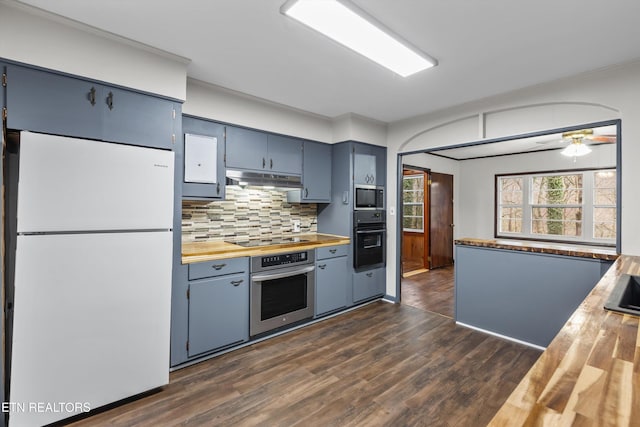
[
  {"xmin": 251, "ymin": 265, "xmax": 315, "ymax": 282},
  {"xmin": 356, "ymin": 229, "xmax": 385, "ymax": 234}
]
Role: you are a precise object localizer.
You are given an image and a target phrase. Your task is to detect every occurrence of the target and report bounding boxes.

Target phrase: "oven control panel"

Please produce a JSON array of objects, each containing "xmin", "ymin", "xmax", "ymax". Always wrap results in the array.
[{"xmin": 261, "ymin": 251, "xmax": 308, "ymax": 268}]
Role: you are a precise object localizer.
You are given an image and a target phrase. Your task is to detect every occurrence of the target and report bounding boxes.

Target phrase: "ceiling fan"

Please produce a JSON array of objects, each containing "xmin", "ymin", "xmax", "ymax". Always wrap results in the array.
[{"xmin": 535, "ymin": 128, "xmax": 616, "ymax": 151}]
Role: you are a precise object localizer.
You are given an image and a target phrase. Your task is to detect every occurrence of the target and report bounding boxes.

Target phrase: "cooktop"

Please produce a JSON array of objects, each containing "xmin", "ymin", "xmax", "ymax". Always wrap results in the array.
[{"xmin": 228, "ymin": 237, "xmax": 310, "ymax": 248}]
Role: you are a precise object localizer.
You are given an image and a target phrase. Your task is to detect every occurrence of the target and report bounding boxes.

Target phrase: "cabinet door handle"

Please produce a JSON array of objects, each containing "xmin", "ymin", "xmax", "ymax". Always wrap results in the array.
[
  {"xmin": 88, "ymin": 87, "xmax": 96, "ymax": 106},
  {"xmin": 106, "ymin": 91, "xmax": 114, "ymax": 110},
  {"xmin": 304, "ymin": 188, "xmax": 309, "ymax": 198},
  {"xmin": 318, "ymin": 264, "xmax": 327, "ymax": 269},
  {"xmin": 212, "ymin": 263, "xmax": 227, "ymax": 270},
  {"xmin": 366, "ymin": 272, "xmax": 373, "ymax": 278},
  {"xmin": 230, "ymin": 279, "xmax": 244, "ymax": 286},
  {"xmin": 216, "ymin": 182, "xmax": 220, "ymax": 194},
  {"xmin": 270, "ymin": 158, "xmax": 273, "ymax": 169},
  {"xmin": 329, "ymin": 249, "xmax": 337, "ymax": 254},
  {"xmin": 262, "ymin": 158, "xmax": 266, "ymax": 168}
]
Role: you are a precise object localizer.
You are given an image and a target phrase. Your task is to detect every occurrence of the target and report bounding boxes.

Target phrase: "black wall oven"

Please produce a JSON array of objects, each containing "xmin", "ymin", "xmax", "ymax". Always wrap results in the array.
[
  {"xmin": 353, "ymin": 210, "xmax": 385, "ymax": 270},
  {"xmin": 250, "ymin": 250, "xmax": 315, "ymax": 337}
]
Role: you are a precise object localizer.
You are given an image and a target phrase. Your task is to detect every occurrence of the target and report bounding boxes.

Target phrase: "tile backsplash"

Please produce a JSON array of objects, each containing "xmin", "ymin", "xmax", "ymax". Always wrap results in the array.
[{"xmin": 182, "ymin": 186, "xmax": 317, "ymax": 242}]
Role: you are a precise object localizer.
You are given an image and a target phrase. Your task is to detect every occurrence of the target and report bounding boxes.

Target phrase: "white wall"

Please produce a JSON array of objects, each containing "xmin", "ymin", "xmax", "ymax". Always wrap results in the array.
[
  {"xmin": 386, "ymin": 59, "xmax": 640, "ymax": 299},
  {"xmin": 184, "ymin": 79, "xmax": 334, "ymax": 142},
  {"xmin": 457, "ymin": 144, "xmax": 616, "ymax": 239},
  {"xmin": 0, "ymin": 2, "xmax": 188, "ymax": 100}
]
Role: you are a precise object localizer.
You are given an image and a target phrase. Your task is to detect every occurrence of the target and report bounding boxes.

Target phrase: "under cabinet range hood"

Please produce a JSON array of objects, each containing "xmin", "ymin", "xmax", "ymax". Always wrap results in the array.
[{"xmin": 226, "ymin": 169, "xmax": 303, "ymax": 189}]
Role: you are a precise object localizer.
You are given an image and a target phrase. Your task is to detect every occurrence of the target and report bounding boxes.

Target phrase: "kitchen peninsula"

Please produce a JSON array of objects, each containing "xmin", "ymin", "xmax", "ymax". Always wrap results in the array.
[
  {"xmin": 489, "ymin": 255, "xmax": 639, "ymax": 425},
  {"xmin": 455, "ymin": 238, "xmax": 617, "ymax": 348}
]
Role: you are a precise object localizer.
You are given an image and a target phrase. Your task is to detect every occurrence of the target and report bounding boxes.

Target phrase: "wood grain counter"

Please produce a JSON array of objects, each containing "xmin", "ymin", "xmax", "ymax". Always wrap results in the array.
[
  {"xmin": 455, "ymin": 238, "xmax": 618, "ymax": 261},
  {"xmin": 182, "ymin": 233, "xmax": 350, "ymax": 264},
  {"xmin": 489, "ymin": 255, "xmax": 640, "ymax": 426}
]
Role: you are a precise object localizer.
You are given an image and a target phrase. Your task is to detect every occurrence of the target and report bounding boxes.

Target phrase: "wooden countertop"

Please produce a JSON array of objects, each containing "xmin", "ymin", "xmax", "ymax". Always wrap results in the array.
[
  {"xmin": 455, "ymin": 238, "xmax": 618, "ymax": 261},
  {"xmin": 182, "ymin": 233, "xmax": 350, "ymax": 264},
  {"xmin": 489, "ymin": 255, "xmax": 640, "ymax": 426}
]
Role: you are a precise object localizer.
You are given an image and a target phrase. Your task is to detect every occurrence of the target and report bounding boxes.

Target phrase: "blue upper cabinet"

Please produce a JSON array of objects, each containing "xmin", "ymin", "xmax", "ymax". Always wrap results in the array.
[
  {"xmin": 226, "ymin": 126, "xmax": 302, "ymax": 175},
  {"xmin": 225, "ymin": 126, "xmax": 268, "ymax": 171},
  {"xmin": 301, "ymin": 141, "xmax": 331, "ymax": 202},
  {"xmin": 102, "ymin": 87, "xmax": 176, "ymax": 149},
  {"xmin": 4, "ymin": 63, "xmax": 177, "ymax": 150},
  {"xmin": 182, "ymin": 116, "xmax": 226, "ymax": 200},
  {"xmin": 267, "ymin": 134, "xmax": 302, "ymax": 175},
  {"xmin": 353, "ymin": 143, "xmax": 386, "ymax": 186},
  {"xmin": 6, "ymin": 64, "xmax": 103, "ymax": 140},
  {"xmin": 1, "ymin": 62, "xmax": 6, "ymax": 112}
]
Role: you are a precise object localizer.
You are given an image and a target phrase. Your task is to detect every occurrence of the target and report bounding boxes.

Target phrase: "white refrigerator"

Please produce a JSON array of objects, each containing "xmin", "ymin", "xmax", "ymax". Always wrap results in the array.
[{"xmin": 8, "ymin": 132, "xmax": 174, "ymax": 427}]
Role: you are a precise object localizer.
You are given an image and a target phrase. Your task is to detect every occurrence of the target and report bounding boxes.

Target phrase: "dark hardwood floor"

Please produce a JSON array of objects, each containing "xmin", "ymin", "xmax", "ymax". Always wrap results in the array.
[
  {"xmin": 402, "ymin": 265, "xmax": 455, "ymax": 318},
  {"xmin": 67, "ymin": 301, "xmax": 541, "ymax": 427}
]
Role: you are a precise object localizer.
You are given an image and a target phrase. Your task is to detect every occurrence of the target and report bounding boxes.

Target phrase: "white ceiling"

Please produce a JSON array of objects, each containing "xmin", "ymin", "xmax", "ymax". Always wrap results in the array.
[{"xmin": 14, "ymin": 0, "xmax": 640, "ymax": 123}]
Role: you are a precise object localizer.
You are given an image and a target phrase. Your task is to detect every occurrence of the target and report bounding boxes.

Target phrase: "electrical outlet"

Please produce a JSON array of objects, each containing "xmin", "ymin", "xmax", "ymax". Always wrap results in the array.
[
  {"xmin": 390, "ymin": 207, "xmax": 395, "ymax": 215},
  {"xmin": 292, "ymin": 220, "xmax": 301, "ymax": 232}
]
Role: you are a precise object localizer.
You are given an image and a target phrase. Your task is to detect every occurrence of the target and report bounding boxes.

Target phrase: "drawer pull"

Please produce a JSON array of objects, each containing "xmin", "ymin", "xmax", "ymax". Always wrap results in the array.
[
  {"xmin": 212, "ymin": 263, "xmax": 227, "ymax": 270},
  {"xmin": 329, "ymin": 249, "xmax": 337, "ymax": 254},
  {"xmin": 366, "ymin": 272, "xmax": 373, "ymax": 278},
  {"xmin": 230, "ymin": 280, "xmax": 244, "ymax": 287},
  {"xmin": 318, "ymin": 264, "xmax": 327, "ymax": 269},
  {"xmin": 106, "ymin": 91, "xmax": 114, "ymax": 110}
]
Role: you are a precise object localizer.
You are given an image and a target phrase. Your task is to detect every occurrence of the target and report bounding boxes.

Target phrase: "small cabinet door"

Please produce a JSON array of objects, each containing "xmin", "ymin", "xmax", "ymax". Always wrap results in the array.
[
  {"xmin": 353, "ymin": 145, "xmax": 377, "ymax": 185},
  {"xmin": 1, "ymin": 62, "xmax": 6, "ymax": 110},
  {"xmin": 5, "ymin": 64, "xmax": 103, "ymax": 140},
  {"xmin": 225, "ymin": 126, "xmax": 268, "ymax": 171},
  {"xmin": 188, "ymin": 273, "xmax": 249, "ymax": 357},
  {"xmin": 315, "ymin": 256, "xmax": 349, "ymax": 316},
  {"xmin": 302, "ymin": 141, "xmax": 331, "ymax": 202},
  {"xmin": 353, "ymin": 267, "xmax": 385, "ymax": 303},
  {"xmin": 182, "ymin": 116, "xmax": 226, "ymax": 199},
  {"xmin": 102, "ymin": 87, "xmax": 176, "ymax": 149},
  {"xmin": 373, "ymin": 145, "xmax": 386, "ymax": 186},
  {"xmin": 266, "ymin": 134, "xmax": 302, "ymax": 175}
]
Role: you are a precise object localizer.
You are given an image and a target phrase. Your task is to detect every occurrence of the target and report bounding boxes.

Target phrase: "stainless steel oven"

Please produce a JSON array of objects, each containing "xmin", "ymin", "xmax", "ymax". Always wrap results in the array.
[
  {"xmin": 354, "ymin": 210, "xmax": 385, "ymax": 270},
  {"xmin": 250, "ymin": 250, "xmax": 315, "ymax": 337}
]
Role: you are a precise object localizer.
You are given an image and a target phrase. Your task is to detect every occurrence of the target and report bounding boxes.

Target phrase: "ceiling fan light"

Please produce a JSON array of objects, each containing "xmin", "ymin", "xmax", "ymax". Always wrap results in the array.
[{"xmin": 561, "ymin": 142, "xmax": 592, "ymax": 157}]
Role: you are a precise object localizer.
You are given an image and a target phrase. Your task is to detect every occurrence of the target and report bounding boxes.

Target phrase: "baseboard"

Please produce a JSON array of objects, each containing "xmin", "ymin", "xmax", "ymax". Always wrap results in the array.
[{"xmin": 455, "ymin": 321, "xmax": 547, "ymax": 351}]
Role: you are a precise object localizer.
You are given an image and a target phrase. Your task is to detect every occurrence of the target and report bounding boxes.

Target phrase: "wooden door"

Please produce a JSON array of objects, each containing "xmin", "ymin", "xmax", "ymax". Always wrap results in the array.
[{"xmin": 429, "ymin": 172, "xmax": 454, "ymax": 269}]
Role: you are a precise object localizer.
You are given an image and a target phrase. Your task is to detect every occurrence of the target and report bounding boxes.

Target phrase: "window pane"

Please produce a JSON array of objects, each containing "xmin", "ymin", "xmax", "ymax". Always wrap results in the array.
[
  {"xmin": 531, "ymin": 175, "xmax": 583, "ymax": 205},
  {"xmin": 594, "ymin": 207, "xmax": 616, "ymax": 239},
  {"xmin": 403, "ymin": 205, "xmax": 423, "ymax": 217},
  {"xmin": 532, "ymin": 207, "xmax": 582, "ymax": 236},
  {"xmin": 500, "ymin": 177, "xmax": 523, "ymax": 204},
  {"xmin": 403, "ymin": 190, "xmax": 423, "ymax": 203},
  {"xmin": 403, "ymin": 217, "xmax": 423, "ymax": 231},
  {"xmin": 594, "ymin": 170, "xmax": 616, "ymax": 205},
  {"xmin": 499, "ymin": 207, "xmax": 522, "ymax": 233}
]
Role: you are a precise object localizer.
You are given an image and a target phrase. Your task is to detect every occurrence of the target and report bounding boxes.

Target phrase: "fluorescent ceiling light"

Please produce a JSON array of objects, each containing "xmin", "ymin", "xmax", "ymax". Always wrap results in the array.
[{"xmin": 281, "ymin": 0, "xmax": 437, "ymax": 77}]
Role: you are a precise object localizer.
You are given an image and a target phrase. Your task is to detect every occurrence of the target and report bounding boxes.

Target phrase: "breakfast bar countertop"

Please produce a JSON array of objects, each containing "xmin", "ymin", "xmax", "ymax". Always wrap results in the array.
[
  {"xmin": 455, "ymin": 237, "xmax": 619, "ymax": 261},
  {"xmin": 182, "ymin": 233, "xmax": 350, "ymax": 264},
  {"xmin": 489, "ymin": 255, "xmax": 640, "ymax": 426}
]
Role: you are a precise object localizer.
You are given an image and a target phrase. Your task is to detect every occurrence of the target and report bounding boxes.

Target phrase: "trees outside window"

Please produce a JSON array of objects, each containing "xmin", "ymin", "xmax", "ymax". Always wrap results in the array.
[{"xmin": 496, "ymin": 169, "xmax": 616, "ymax": 245}]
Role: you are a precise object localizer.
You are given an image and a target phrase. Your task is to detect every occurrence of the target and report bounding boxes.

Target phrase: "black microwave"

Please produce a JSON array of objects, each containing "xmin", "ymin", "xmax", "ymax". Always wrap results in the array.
[{"xmin": 355, "ymin": 185, "xmax": 384, "ymax": 210}]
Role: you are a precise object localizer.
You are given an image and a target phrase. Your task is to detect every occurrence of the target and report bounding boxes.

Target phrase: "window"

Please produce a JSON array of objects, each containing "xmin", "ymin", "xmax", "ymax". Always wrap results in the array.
[
  {"xmin": 403, "ymin": 174, "xmax": 424, "ymax": 232},
  {"xmin": 496, "ymin": 169, "xmax": 616, "ymax": 245}
]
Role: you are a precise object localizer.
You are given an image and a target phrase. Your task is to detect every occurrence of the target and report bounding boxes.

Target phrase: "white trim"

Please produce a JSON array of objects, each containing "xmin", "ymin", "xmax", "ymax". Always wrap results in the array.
[{"xmin": 455, "ymin": 321, "xmax": 547, "ymax": 351}]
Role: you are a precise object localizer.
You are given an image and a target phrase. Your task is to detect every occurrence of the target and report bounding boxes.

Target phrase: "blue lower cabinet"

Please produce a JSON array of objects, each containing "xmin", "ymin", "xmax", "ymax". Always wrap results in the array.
[
  {"xmin": 353, "ymin": 267, "xmax": 385, "ymax": 303},
  {"xmin": 187, "ymin": 272, "xmax": 249, "ymax": 357},
  {"xmin": 315, "ymin": 256, "xmax": 348, "ymax": 317}
]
